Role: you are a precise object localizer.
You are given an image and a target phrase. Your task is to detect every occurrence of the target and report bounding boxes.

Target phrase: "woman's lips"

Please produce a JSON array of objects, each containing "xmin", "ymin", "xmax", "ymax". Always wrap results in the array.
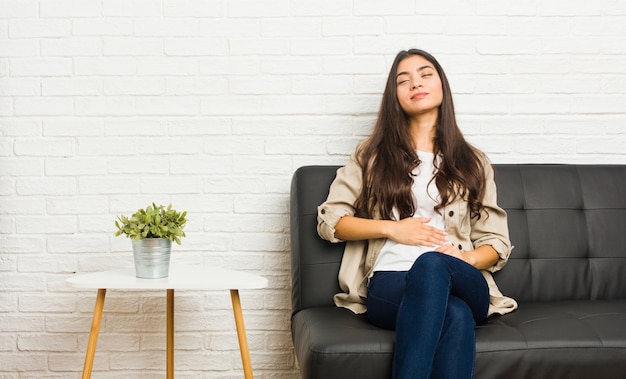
[{"xmin": 411, "ymin": 92, "xmax": 428, "ymax": 100}]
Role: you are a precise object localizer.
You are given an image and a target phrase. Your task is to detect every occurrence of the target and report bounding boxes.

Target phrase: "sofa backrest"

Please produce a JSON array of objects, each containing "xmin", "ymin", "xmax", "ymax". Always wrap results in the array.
[
  {"xmin": 488, "ymin": 164, "xmax": 626, "ymax": 302},
  {"xmin": 290, "ymin": 164, "xmax": 626, "ymax": 314},
  {"xmin": 290, "ymin": 166, "xmax": 344, "ymax": 314}
]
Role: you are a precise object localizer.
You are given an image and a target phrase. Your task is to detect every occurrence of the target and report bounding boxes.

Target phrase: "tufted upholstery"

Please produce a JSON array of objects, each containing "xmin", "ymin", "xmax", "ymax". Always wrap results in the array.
[{"xmin": 290, "ymin": 164, "xmax": 626, "ymax": 379}]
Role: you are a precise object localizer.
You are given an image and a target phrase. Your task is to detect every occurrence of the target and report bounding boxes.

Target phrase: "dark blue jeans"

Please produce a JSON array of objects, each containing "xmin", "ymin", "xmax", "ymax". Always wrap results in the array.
[{"xmin": 366, "ymin": 252, "xmax": 490, "ymax": 379}]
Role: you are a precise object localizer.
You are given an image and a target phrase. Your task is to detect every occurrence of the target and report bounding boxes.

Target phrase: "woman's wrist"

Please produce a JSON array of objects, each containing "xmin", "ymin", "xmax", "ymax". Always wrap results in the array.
[
  {"xmin": 380, "ymin": 220, "xmax": 395, "ymax": 240},
  {"xmin": 462, "ymin": 250, "xmax": 477, "ymax": 267},
  {"xmin": 466, "ymin": 245, "xmax": 499, "ymax": 269}
]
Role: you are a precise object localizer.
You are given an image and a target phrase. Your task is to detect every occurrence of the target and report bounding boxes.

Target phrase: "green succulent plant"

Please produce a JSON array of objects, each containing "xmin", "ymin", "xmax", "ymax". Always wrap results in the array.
[{"xmin": 115, "ymin": 203, "xmax": 187, "ymax": 244}]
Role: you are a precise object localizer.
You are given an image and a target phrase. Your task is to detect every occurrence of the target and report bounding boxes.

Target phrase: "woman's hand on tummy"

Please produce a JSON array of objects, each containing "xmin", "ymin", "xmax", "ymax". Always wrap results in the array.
[
  {"xmin": 388, "ymin": 217, "xmax": 448, "ymax": 247},
  {"xmin": 435, "ymin": 243, "xmax": 469, "ymax": 263},
  {"xmin": 434, "ymin": 244, "xmax": 500, "ymax": 270}
]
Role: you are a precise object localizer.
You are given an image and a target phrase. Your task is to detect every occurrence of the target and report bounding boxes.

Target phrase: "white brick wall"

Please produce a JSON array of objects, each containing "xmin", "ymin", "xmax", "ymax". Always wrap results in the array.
[{"xmin": 1, "ymin": 0, "xmax": 625, "ymax": 377}]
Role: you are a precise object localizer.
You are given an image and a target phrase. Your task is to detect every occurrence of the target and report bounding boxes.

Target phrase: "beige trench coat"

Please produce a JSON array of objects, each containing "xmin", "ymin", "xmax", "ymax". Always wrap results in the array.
[{"xmin": 317, "ymin": 149, "xmax": 518, "ymax": 317}]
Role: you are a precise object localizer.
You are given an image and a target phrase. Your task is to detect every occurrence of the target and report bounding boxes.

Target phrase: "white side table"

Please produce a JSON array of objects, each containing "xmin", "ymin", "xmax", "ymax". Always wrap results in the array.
[{"xmin": 66, "ymin": 265, "xmax": 268, "ymax": 379}]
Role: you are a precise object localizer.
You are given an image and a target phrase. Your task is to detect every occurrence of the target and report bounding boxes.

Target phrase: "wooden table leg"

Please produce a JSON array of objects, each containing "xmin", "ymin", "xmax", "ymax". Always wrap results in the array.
[
  {"xmin": 167, "ymin": 289, "xmax": 174, "ymax": 379},
  {"xmin": 82, "ymin": 288, "xmax": 106, "ymax": 379},
  {"xmin": 230, "ymin": 289, "xmax": 253, "ymax": 379}
]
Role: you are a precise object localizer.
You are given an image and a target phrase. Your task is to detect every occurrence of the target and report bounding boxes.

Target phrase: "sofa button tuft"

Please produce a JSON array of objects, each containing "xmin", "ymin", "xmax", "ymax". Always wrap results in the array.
[{"xmin": 448, "ymin": 211, "xmax": 454, "ymax": 217}]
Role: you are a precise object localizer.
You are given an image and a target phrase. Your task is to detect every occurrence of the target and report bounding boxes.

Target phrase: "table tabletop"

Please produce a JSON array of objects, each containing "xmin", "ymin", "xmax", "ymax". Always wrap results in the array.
[{"xmin": 65, "ymin": 265, "xmax": 268, "ymax": 291}]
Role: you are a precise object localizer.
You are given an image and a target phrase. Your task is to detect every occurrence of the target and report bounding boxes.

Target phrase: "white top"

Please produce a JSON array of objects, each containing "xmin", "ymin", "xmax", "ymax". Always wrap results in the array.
[
  {"xmin": 65, "ymin": 265, "xmax": 268, "ymax": 291},
  {"xmin": 372, "ymin": 151, "xmax": 450, "ymax": 273}
]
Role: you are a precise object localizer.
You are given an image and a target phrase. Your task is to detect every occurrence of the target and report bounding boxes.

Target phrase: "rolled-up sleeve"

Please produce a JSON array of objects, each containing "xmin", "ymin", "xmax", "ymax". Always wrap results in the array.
[
  {"xmin": 317, "ymin": 152, "xmax": 363, "ymax": 243},
  {"xmin": 471, "ymin": 161, "xmax": 512, "ymax": 273}
]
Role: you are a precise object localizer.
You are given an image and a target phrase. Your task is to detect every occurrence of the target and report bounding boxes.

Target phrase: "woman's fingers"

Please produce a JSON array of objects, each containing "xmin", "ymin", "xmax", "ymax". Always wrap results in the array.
[{"xmin": 393, "ymin": 217, "xmax": 447, "ymax": 246}]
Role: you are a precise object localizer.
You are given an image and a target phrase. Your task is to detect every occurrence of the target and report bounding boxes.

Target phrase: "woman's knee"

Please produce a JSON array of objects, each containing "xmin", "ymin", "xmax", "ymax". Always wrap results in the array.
[
  {"xmin": 408, "ymin": 252, "xmax": 450, "ymax": 279},
  {"xmin": 412, "ymin": 251, "xmax": 444, "ymax": 268}
]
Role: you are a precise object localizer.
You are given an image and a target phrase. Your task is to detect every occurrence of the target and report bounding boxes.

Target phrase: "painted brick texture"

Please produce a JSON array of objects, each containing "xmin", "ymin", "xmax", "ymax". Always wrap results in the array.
[{"xmin": 1, "ymin": 0, "xmax": 625, "ymax": 378}]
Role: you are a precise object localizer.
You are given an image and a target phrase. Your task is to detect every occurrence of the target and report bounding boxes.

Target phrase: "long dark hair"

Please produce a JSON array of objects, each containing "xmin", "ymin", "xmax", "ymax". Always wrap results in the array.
[{"xmin": 354, "ymin": 49, "xmax": 486, "ymax": 221}]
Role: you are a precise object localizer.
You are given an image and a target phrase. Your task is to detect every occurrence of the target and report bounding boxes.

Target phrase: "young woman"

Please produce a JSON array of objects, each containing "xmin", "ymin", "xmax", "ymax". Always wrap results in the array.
[{"xmin": 317, "ymin": 49, "xmax": 518, "ymax": 379}]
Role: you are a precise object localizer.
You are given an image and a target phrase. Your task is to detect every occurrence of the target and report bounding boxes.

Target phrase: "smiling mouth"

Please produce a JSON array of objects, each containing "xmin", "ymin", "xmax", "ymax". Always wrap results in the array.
[{"xmin": 411, "ymin": 92, "xmax": 428, "ymax": 100}]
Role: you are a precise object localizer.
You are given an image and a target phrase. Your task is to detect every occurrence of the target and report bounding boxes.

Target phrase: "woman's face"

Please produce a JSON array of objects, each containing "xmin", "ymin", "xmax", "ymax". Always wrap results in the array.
[{"xmin": 395, "ymin": 55, "xmax": 443, "ymax": 118}]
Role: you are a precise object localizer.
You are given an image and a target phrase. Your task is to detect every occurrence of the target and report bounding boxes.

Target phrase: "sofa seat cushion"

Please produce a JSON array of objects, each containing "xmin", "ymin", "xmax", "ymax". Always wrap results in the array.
[
  {"xmin": 292, "ymin": 300, "xmax": 626, "ymax": 379},
  {"xmin": 476, "ymin": 300, "xmax": 626, "ymax": 378},
  {"xmin": 291, "ymin": 307, "xmax": 394, "ymax": 379}
]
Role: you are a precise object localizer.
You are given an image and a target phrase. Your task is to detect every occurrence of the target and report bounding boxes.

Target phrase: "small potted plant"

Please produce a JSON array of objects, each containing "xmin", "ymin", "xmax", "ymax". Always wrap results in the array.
[{"xmin": 115, "ymin": 203, "xmax": 187, "ymax": 278}]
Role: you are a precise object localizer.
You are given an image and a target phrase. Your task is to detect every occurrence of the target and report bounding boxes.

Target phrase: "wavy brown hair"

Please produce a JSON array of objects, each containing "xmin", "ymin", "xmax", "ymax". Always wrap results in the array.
[{"xmin": 354, "ymin": 49, "xmax": 487, "ymax": 221}]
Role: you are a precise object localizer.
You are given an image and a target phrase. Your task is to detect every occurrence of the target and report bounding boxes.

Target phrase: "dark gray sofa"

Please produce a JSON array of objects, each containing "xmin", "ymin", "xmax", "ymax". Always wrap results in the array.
[{"xmin": 290, "ymin": 164, "xmax": 626, "ymax": 379}]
